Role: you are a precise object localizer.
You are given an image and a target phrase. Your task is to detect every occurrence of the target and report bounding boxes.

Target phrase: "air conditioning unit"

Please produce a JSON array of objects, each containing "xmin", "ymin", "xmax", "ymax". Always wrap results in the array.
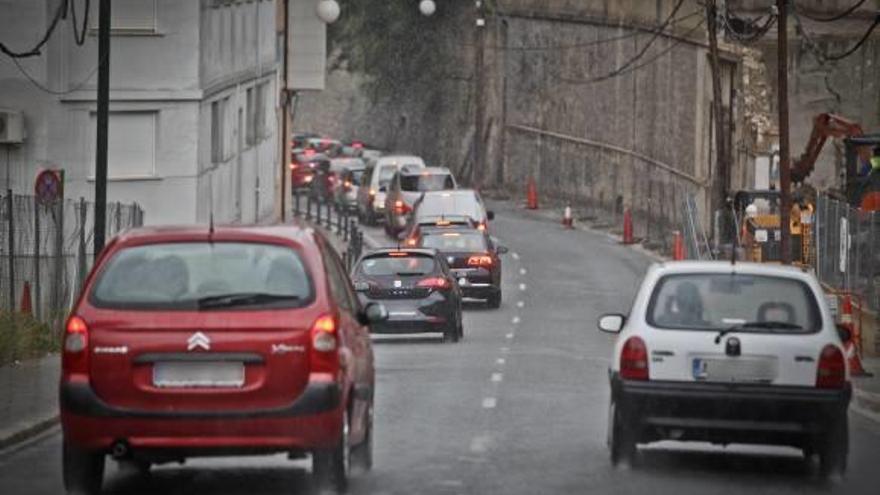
[{"xmin": 0, "ymin": 110, "xmax": 26, "ymax": 144}]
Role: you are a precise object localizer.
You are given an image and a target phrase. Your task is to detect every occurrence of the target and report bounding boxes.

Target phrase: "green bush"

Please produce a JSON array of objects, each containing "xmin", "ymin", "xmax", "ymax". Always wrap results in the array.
[{"xmin": 0, "ymin": 312, "xmax": 59, "ymax": 366}]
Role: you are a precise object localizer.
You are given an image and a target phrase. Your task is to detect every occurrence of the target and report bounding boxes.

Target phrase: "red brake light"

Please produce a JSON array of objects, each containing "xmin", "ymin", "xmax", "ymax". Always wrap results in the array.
[
  {"xmin": 620, "ymin": 337, "xmax": 649, "ymax": 380},
  {"xmin": 816, "ymin": 345, "xmax": 846, "ymax": 389},
  {"xmin": 63, "ymin": 316, "xmax": 89, "ymax": 374},
  {"xmin": 405, "ymin": 237, "xmax": 418, "ymax": 247},
  {"xmin": 352, "ymin": 141, "xmax": 363, "ymax": 149},
  {"xmin": 394, "ymin": 200, "xmax": 411, "ymax": 214},
  {"xmin": 310, "ymin": 315, "xmax": 339, "ymax": 373},
  {"xmin": 289, "ymin": 162, "xmax": 298, "ymax": 170},
  {"xmin": 417, "ymin": 277, "xmax": 450, "ymax": 290},
  {"xmin": 477, "ymin": 223, "xmax": 487, "ymax": 231},
  {"xmin": 388, "ymin": 251, "xmax": 408, "ymax": 257},
  {"xmin": 467, "ymin": 255, "xmax": 493, "ymax": 267}
]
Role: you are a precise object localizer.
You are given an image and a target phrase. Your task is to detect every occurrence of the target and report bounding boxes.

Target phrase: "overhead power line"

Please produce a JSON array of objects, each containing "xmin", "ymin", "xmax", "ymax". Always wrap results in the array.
[
  {"xmin": 795, "ymin": 0, "xmax": 869, "ymax": 23},
  {"xmin": 794, "ymin": 9, "xmax": 880, "ymax": 62},
  {"xmin": 552, "ymin": 16, "xmax": 706, "ymax": 85},
  {"xmin": 0, "ymin": 0, "xmax": 90, "ymax": 59}
]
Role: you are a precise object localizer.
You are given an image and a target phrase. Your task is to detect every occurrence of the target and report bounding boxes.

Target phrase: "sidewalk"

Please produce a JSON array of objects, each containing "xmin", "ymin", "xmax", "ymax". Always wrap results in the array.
[
  {"xmin": 852, "ymin": 357, "xmax": 880, "ymax": 420},
  {"xmin": 0, "ymin": 354, "xmax": 59, "ymax": 449}
]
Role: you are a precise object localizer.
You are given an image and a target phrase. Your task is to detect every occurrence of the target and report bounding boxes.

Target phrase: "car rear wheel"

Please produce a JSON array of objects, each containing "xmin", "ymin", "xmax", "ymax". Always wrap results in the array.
[
  {"xmin": 487, "ymin": 291, "xmax": 502, "ymax": 309},
  {"xmin": 351, "ymin": 406, "xmax": 373, "ymax": 472},
  {"xmin": 62, "ymin": 442, "xmax": 105, "ymax": 495},
  {"xmin": 456, "ymin": 311, "xmax": 464, "ymax": 340},
  {"xmin": 443, "ymin": 320, "xmax": 460, "ymax": 344},
  {"xmin": 608, "ymin": 401, "xmax": 637, "ymax": 466},
  {"xmin": 818, "ymin": 416, "xmax": 848, "ymax": 478},
  {"xmin": 313, "ymin": 412, "xmax": 350, "ymax": 493}
]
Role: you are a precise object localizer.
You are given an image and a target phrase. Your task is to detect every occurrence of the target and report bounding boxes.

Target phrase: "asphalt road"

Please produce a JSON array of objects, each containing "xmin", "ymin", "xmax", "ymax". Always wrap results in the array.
[{"xmin": 1, "ymin": 202, "xmax": 878, "ymax": 494}]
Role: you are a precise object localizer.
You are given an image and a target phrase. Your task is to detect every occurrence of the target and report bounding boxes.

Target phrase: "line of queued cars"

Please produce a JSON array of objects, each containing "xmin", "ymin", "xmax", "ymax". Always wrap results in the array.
[{"xmin": 58, "ymin": 133, "xmax": 507, "ymax": 494}]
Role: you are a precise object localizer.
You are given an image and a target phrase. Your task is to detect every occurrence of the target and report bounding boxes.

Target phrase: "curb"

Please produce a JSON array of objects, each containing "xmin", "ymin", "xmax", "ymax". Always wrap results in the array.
[{"xmin": 0, "ymin": 415, "xmax": 59, "ymax": 452}]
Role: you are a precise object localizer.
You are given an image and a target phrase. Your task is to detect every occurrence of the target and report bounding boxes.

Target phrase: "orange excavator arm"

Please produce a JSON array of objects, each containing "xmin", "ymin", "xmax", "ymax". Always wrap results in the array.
[{"xmin": 791, "ymin": 113, "xmax": 866, "ymax": 183}]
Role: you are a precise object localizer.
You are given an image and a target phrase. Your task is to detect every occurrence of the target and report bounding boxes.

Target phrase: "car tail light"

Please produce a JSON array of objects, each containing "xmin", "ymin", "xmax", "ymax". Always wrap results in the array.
[
  {"xmin": 344, "ymin": 180, "xmax": 353, "ymax": 190},
  {"xmin": 405, "ymin": 237, "xmax": 419, "ymax": 247},
  {"xmin": 467, "ymin": 255, "xmax": 493, "ymax": 267},
  {"xmin": 417, "ymin": 277, "xmax": 450, "ymax": 290},
  {"xmin": 816, "ymin": 345, "xmax": 846, "ymax": 389},
  {"xmin": 394, "ymin": 200, "xmax": 411, "ymax": 214},
  {"xmin": 289, "ymin": 162, "xmax": 298, "ymax": 170},
  {"xmin": 477, "ymin": 222, "xmax": 487, "ymax": 231},
  {"xmin": 620, "ymin": 337, "xmax": 649, "ymax": 380},
  {"xmin": 310, "ymin": 315, "xmax": 339, "ymax": 373},
  {"xmin": 62, "ymin": 316, "xmax": 89, "ymax": 374}
]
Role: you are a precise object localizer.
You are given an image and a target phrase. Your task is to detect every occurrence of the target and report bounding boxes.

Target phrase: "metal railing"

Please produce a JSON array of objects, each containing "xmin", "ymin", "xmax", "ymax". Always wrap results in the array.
[
  {"xmin": 291, "ymin": 188, "xmax": 364, "ymax": 272},
  {"xmin": 814, "ymin": 194, "xmax": 879, "ymax": 313},
  {"xmin": 0, "ymin": 191, "xmax": 144, "ymax": 326}
]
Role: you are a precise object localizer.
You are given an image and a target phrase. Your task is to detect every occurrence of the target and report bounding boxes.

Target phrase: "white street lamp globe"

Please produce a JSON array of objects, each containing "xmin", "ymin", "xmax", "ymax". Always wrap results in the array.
[
  {"xmin": 419, "ymin": 0, "xmax": 436, "ymax": 17},
  {"xmin": 316, "ymin": 0, "xmax": 341, "ymax": 24}
]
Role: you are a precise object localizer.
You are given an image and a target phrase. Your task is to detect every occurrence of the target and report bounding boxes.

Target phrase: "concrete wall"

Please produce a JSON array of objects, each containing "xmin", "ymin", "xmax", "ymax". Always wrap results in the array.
[
  {"xmin": 198, "ymin": 0, "xmax": 278, "ymax": 224},
  {"xmin": 0, "ymin": 0, "xmax": 280, "ymax": 226}
]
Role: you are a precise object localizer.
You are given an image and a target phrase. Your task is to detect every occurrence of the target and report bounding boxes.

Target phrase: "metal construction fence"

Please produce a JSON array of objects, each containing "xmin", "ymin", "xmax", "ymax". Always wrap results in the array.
[
  {"xmin": 0, "ymin": 191, "xmax": 144, "ymax": 326},
  {"xmin": 814, "ymin": 194, "xmax": 880, "ymax": 314}
]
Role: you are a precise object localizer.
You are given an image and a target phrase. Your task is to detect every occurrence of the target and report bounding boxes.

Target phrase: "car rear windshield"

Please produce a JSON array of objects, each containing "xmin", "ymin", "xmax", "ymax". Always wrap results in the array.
[
  {"xmin": 647, "ymin": 273, "xmax": 822, "ymax": 333},
  {"xmin": 90, "ymin": 242, "xmax": 313, "ymax": 310},
  {"xmin": 401, "ymin": 174, "xmax": 455, "ymax": 192},
  {"xmin": 377, "ymin": 165, "xmax": 398, "ymax": 187},
  {"xmin": 348, "ymin": 170, "xmax": 364, "ymax": 183},
  {"xmin": 416, "ymin": 194, "xmax": 482, "ymax": 222},
  {"xmin": 359, "ymin": 254, "xmax": 436, "ymax": 276},
  {"xmin": 421, "ymin": 232, "xmax": 487, "ymax": 252}
]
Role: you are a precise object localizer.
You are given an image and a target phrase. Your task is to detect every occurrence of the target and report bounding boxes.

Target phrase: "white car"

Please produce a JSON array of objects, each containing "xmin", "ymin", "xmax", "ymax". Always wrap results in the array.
[
  {"xmin": 598, "ymin": 261, "xmax": 851, "ymax": 476},
  {"xmin": 356, "ymin": 155, "xmax": 425, "ymax": 226}
]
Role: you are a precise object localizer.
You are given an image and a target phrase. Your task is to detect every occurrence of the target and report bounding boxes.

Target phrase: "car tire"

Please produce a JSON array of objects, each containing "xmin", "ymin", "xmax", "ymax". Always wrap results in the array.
[
  {"xmin": 818, "ymin": 416, "xmax": 848, "ymax": 478},
  {"xmin": 443, "ymin": 317, "xmax": 460, "ymax": 343},
  {"xmin": 456, "ymin": 311, "xmax": 464, "ymax": 340},
  {"xmin": 313, "ymin": 411, "xmax": 350, "ymax": 493},
  {"xmin": 62, "ymin": 442, "xmax": 105, "ymax": 495},
  {"xmin": 117, "ymin": 459, "xmax": 151, "ymax": 479},
  {"xmin": 350, "ymin": 406, "xmax": 373, "ymax": 472},
  {"xmin": 608, "ymin": 401, "xmax": 637, "ymax": 466},
  {"xmin": 487, "ymin": 291, "xmax": 502, "ymax": 309}
]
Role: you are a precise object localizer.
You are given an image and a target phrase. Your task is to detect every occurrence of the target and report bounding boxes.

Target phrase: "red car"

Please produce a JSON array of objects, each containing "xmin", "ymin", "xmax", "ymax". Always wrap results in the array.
[{"xmin": 60, "ymin": 224, "xmax": 387, "ymax": 494}]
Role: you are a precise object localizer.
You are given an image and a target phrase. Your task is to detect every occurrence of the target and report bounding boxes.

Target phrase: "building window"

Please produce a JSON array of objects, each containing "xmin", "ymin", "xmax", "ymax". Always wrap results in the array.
[
  {"xmin": 256, "ymin": 82, "xmax": 268, "ymax": 139},
  {"xmin": 246, "ymin": 87, "xmax": 255, "ymax": 146},
  {"xmin": 89, "ymin": 112, "xmax": 157, "ymax": 179},
  {"xmin": 211, "ymin": 98, "xmax": 228, "ymax": 163},
  {"xmin": 91, "ymin": 0, "xmax": 157, "ymax": 33}
]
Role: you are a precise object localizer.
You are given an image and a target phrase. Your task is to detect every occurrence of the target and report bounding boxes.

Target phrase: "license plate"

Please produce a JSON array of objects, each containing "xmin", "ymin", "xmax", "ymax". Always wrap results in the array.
[
  {"xmin": 691, "ymin": 357, "xmax": 776, "ymax": 383},
  {"xmin": 153, "ymin": 361, "xmax": 245, "ymax": 388}
]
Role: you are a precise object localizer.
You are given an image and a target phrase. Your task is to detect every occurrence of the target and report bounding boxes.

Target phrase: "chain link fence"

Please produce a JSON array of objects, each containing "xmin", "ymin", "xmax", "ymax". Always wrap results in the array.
[
  {"xmin": 0, "ymin": 191, "xmax": 144, "ymax": 327},
  {"xmin": 814, "ymin": 194, "xmax": 880, "ymax": 314}
]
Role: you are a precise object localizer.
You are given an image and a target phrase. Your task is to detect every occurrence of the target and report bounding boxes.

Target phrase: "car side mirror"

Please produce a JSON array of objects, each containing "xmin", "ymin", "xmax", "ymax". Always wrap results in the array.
[
  {"xmin": 496, "ymin": 245, "xmax": 509, "ymax": 255},
  {"xmin": 836, "ymin": 324, "xmax": 852, "ymax": 343},
  {"xmin": 361, "ymin": 302, "xmax": 389, "ymax": 325},
  {"xmin": 598, "ymin": 314, "xmax": 625, "ymax": 334},
  {"xmin": 487, "ymin": 210, "xmax": 495, "ymax": 221}
]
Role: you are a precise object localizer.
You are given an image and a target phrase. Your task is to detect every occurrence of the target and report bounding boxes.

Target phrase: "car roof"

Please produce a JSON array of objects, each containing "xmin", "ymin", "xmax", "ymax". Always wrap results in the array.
[
  {"xmin": 360, "ymin": 247, "xmax": 439, "ymax": 258},
  {"xmin": 376, "ymin": 155, "xmax": 424, "ymax": 166},
  {"xmin": 109, "ymin": 222, "xmax": 319, "ymax": 248},
  {"xmin": 400, "ymin": 166, "xmax": 451, "ymax": 176},
  {"xmin": 649, "ymin": 260, "xmax": 814, "ymax": 281}
]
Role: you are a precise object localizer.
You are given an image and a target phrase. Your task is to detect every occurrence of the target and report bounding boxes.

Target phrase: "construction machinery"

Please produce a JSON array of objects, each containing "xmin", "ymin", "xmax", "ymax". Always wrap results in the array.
[{"xmin": 736, "ymin": 113, "xmax": 879, "ymax": 264}]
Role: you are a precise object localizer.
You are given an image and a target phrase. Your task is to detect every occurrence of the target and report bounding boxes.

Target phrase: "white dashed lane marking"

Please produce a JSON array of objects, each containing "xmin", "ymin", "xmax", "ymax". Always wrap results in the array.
[
  {"xmin": 505, "ymin": 333, "xmax": 514, "ymax": 339},
  {"xmin": 519, "ymin": 283, "xmax": 527, "ymax": 291},
  {"xmin": 516, "ymin": 300, "xmax": 525, "ymax": 308},
  {"xmin": 491, "ymin": 372, "xmax": 503, "ymax": 383},
  {"xmin": 470, "ymin": 435, "xmax": 491, "ymax": 453},
  {"xmin": 519, "ymin": 268, "xmax": 527, "ymax": 276},
  {"xmin": 496, "ymin": 358, "xmax": 506, "ymax": 365},
  {"xmin": 511, "ymin": 316, "xmax": 521, "ymax": 325},
  {"xmin": 512, "ymin": 252, "xmax": 520, "ymax": 260},
  {"xmin": 482, "ymin": 397, "xmax": 497, "ymax": 409}
]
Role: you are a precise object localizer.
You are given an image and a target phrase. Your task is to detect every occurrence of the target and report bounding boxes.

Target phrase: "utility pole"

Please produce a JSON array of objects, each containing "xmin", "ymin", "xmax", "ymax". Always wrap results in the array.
[
  {"xmin": 473, "ymin": 0, "xmax": 486, "ymax": 186},
  {"xmin": 777, "ymin": 0, "xmax": 791, "ymax": 264},
  {"xmin": 93, "ymin": 0, "xmax": 111, "ymax": 260},
  {"xmin": 706, "ymin": 1, "xmax": 728, "ymax": 224},
  {"xmin": 279, "ymin": 0, "xmax": 290, "ymax": 222}
]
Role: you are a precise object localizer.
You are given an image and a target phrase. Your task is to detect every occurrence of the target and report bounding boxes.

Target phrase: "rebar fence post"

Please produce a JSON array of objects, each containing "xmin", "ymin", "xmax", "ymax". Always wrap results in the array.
[
  {"xmin": 6, "ymin": 190, "xmax": 15, "ymax": 312},
  {"xmin": 306, "ymin": 194, "xmax": 312, "ymax": 221},
  {"xmin": 33, "ymin": 196, "xmax": 41, "ymax": 320},
  {"xmin": 77, "ymin": 198, "xmax": 88, "ymax": 294},
  {"xmin": 294, "ymin": 189, "xmax": 301, "ymax": 217}
]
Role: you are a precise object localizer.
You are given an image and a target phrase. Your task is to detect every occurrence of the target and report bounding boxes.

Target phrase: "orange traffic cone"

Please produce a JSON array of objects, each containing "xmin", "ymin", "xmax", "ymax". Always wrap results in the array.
[
  {"xmin": 526, "ymin": 177, "xmax": 539, "ymax": 210},
  {"xmin": 562, "ymin": 202, "xmax": 574, "ymax": 229},
  {"xmin": 622, "ymin": 209, "xmax": 634, "ymax": 245},
  {"xmin": 672, "ymin": 231, "xmax": 685, "ymax": 260},
  {"xmin": 20, "ymin": 281, "xmax": 32, "ymax": 315},
  {"xmin": 840, "ymin": 295, "xmax": 870, "ymax": 376}
]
